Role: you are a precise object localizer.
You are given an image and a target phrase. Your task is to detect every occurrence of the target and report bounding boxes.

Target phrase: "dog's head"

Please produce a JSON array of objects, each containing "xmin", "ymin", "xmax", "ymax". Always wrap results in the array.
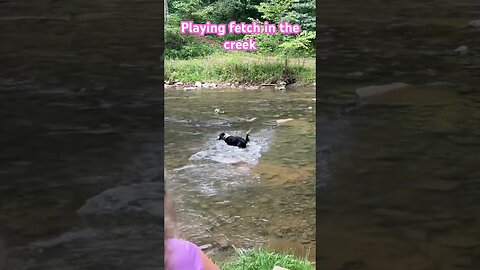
[{"xmin": 218, "ymin": 132, "xmax": 226, "ymax": 140}]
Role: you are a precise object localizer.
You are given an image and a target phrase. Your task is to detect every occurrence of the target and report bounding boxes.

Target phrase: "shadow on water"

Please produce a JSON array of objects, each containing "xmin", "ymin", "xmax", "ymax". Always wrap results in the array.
[{"xmin": 165, "ymin": 88, "xmax": 316, "ymax": 262}]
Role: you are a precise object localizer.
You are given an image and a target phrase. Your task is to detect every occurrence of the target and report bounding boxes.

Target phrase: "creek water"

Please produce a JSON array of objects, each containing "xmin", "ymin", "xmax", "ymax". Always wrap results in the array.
[
  {"xmin": 165, "ymin": 87, "xmax": 316, "ymax": 262},
  {"xmin": 1, "ymin": 0, "xmax": 163, "ymax": 269},
  {"xmin": 317, "ymin": 0, "xmax": 480, "ymax": 269}
]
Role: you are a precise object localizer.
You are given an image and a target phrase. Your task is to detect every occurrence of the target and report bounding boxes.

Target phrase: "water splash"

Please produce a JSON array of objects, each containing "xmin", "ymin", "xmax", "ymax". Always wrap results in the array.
[
  {"xmin": 189, "ymin": 129, "xmax": 274, "ymax": 164},
  {"xmin": 168, "ymin": 129, "xmax": 274, "ymax": 195}
]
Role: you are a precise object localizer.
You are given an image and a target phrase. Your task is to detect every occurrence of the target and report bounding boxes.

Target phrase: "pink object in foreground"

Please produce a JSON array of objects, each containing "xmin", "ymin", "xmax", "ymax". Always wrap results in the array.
[{"xmin": 166, "ymin": 238, "xmax": 204, "ymax": 270}]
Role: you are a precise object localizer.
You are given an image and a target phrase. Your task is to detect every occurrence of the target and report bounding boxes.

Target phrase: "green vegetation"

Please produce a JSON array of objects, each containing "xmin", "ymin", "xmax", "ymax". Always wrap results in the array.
[
  {"xmin": 165, "ymin": 0, "xmax": 315, "ymax": 84},
  {"xmin": 221, "ymin": 248, "xmax": 314, "ymax": 270},
  {"xmin": 165, "ymin": 52, "xmax": 315, "ymax": 84}
]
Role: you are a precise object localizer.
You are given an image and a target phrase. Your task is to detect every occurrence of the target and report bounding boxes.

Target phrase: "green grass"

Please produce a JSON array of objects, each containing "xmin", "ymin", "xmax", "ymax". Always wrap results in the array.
[
  {"xmin": 165, "ymin": 52, "xmax": 315, "ymax": 85},
  {"xmin": 221, "ymin": 248, "xmax": 314, "ymax": 270}
]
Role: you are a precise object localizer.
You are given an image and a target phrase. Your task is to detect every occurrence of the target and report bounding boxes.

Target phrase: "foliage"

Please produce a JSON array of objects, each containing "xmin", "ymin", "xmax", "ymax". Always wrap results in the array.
[
  {"xmin": 279, "ymin": 30, "xmax": 316, "ymax": 57},
  {"xmin": 288, "ymin": 0, "xmax": 316, "ymax": 31},
  {"xmin": 244, "ymin": 32, "xmax": 283, "ymax": 55},
  {"xmin": 165, "ymin": 43, "xmax": 220, "ymax": 59},
  {"xmin": 257, "ymin": 0, "xmax": 295, "ymax": 22},
  {"xmin": 164, "ymin": 0, "xmax": 316, "ymax": 60},
  {"xmin": 254, "ymin": 0, "xmax": 315, "ymax": 57},
  {"xmin": 196, "ymin": 0, "xmax": 262, "ymax": 23},
  {"xmin": 165, "ymin": 10, "xmax": 222, "ymax": 59},
  {"xmin": 168, "ymin": 0, "xmax": 203, "ymax": 20},
  {"xmin": 165, "ymin": 53, "xmax": 315, "ymax": 83}
]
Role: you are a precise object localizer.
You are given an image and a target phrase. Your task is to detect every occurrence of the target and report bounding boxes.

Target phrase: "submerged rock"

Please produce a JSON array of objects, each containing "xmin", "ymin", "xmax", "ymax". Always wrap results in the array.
[
  {"xmin": 31, "ymin": 229, "xmax": 102, "ymax": 249},
  {"xmin": 468, "ymin": 20, "xmax": 480, "ymax": 28},
  {"xmin": 255, "ymin": 163, "xmax": 314, "ymax": 185},
  {"xmin": 355, "ymin": 82, "xmax": 410, "ymax": 98},
  {"xmin": 454, "ymin": 45, "xmax": 468, "ymax": 56},
  {"xmin": 213, "ymin": 235, "xmax": 230, "ymax": 249},
  {"xmin": 77, "ymin": 183, "xmax": 162, "ymax": 221},
  {"xmin": 355, "ymin": 83, "xmax": 459, "ymax": 106}
]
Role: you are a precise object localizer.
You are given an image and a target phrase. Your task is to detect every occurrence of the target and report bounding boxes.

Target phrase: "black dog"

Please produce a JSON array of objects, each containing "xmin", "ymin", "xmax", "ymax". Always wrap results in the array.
[{"xmin": 218, "ymin": 130, "xmax": 251, "ymax": 148}]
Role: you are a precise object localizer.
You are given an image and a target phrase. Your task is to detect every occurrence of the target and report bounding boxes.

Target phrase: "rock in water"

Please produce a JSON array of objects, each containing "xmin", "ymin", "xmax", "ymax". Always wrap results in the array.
[
  {"xmin": 355, "ymin": 82, "xmax": 410, "ymax": 98},
  {"xmin": 31, "ymin": 229, "xmax": 101, "ymax": 249},
  {"xmin": 276, "ymin": 118, "xmax": 294, "ymax": 124},
  {"xmin": 195, "ymin": 81, "xmax": 202, "ymax": 88},
  {"xmin": 77, "ymin": 183, "xmax": 162, "ymax": 221},
  {"xmin": 454, "ymin": 45, "xmax": 468, "ymax": 56},
  {"xmin": 198, "ymin": 244, "xmax": 212, "ymax": 250},
  {"xmin": 356, "ymin": 84, "xmax": 458, "ymax": 106},
  {"xmin": 468, "ymin": 20, "xmax": 480, "ymax": 28}
]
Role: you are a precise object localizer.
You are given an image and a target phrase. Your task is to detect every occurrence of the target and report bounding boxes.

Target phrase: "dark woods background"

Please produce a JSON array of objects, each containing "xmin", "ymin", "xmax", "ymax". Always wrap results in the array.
[{"xmin": 0, "ymin": 0, "xmax": 164, "ymax": 269}]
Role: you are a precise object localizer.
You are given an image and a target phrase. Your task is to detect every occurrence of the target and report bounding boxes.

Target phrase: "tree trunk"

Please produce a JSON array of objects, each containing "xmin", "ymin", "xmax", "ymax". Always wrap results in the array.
[{"xmin": 164, "ymin": 0, "xmax": 168, "ymax": 21}]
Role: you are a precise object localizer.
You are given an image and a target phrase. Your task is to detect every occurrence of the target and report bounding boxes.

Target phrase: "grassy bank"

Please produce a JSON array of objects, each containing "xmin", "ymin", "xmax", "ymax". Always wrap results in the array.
[
  {"xmin": 221, "ymin": 248, "xmax": 314, "ymax": 270},
  {"xmin": 165, "ymin": 52, "xmax": 315, "ymax": 85}
]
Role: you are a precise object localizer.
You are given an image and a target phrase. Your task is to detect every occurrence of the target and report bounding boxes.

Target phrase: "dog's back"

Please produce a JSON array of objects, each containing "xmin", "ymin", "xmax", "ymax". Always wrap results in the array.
[
  {"xmin": 219, "ymin": 130, "xmax": 251, "ymax": 148},
  {"xmin": 225, "ymin": 136, "xmax": 247, "ymax": 148}
]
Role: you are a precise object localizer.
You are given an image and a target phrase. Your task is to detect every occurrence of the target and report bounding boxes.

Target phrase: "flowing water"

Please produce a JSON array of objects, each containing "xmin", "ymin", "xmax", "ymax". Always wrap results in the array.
[
  {"xmin": 0, "ymin": 1, "xmax": 163, "ymax": 269},
  {"xmin": 317, "ymin": 1, "xmax": 480, "ymax": 269},
  {"xmin": 165, "ymin": 88, "xmax": 316, "ymax": 262}
]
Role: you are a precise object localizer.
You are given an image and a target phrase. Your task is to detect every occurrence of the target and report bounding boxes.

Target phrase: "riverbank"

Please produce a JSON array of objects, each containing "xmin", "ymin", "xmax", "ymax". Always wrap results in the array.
[
  {"xmin": 165, "ymin": 53, "xmax": 316, "ymax": 86},
  {"xmin": 165, "ymin": 81, "xmax": 316, "ymax": 91}
]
